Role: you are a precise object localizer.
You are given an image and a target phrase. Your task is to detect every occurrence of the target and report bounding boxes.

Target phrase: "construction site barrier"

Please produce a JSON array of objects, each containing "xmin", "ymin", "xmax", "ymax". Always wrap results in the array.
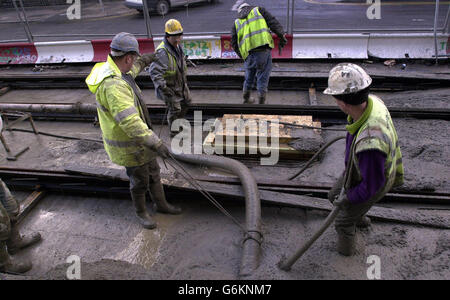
[{"xmin": 0, "ymin": 33, "xmax": 448, "ymax": 65}]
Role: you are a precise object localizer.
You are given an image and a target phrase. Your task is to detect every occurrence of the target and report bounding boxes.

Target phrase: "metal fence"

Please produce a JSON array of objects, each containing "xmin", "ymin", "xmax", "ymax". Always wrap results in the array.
[{"xmin": 1, "ymin": 0, "xmax": 449, "ymax": 60}]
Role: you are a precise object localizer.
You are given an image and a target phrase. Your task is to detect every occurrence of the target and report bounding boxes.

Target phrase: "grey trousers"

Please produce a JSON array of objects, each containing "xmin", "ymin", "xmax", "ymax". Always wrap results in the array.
[
  {"xmin": 125, "ymin": 159, "xmax": 161, "ymax": 195},
  {"xmin": 329, "ymin": 176, "xmax": 377, "ymax": 238}
]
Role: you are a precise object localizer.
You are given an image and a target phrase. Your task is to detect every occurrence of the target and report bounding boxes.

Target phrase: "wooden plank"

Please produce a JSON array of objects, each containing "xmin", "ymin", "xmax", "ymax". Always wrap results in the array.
[
  {"xmin": 16, "ymin": 190, "xmax": 46, "ymax": 224},
  {"xmin": 64, "ymin": 165, "xmax": 450, "ymax": 229}
]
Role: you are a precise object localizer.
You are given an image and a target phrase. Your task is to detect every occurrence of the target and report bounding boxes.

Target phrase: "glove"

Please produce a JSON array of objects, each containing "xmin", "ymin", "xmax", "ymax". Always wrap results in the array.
[
  {"xmin": 141, "ymin": 53, "xmax": 157, "ymax": 65},
  {"xmin": 328, "ymin": 175, "xmax": 344, "ymax": 204},
  {"xmin": 333, "ymin": 193, "xmax": 349, "ymax": 208},
  {"xmin": 154, "ymin": 142, "xmax": 170, "ymax": 159},
  {"xmin": 279, "ymin": 34, "xmax": 288, "ymax": 48},
  {"xmin": 161, "ymin": 85, "xmax": 175, "ymax": 98}
]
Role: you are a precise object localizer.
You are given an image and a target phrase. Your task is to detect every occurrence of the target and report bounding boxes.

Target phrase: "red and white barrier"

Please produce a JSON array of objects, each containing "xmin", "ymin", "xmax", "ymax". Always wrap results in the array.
[{"xmin": 0, "ymin": 33, "xmax": 448, "ymax": 65}]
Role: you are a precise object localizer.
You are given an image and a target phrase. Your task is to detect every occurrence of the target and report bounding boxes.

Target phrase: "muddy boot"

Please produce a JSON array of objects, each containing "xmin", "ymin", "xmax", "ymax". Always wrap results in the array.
[
  {"xmin": 131, "ymin": 192, "xmax": 157, "ymax": 230},
  {"xmin": 258, "ymin": 92, "xmax": 266, "ymax": 105},
  {"xmin": 150, "ymin": 181, "xmax": 182, "ymax": 215},
  {"xmin": 6, "ymin": 224, "xmax": 41, "ymax": 255},
  {"xmin": 356, "ymin": 216, "xmax": 371, "ymax": 228},
  {"xmin": 243, "ymin": 90, "xmax": 254, "ymax": 104},
  {"xmin": 0, "ymin": 241, "xmax": 32, "ymax": 274},
  {"xmin": 337, "ymin": 232, "xmax": 356, "ymax": 256}
]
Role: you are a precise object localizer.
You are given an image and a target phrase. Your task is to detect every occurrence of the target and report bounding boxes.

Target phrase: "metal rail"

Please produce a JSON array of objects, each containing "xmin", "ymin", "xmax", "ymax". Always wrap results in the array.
[
  {"xmin": 0, "ymin": 167, "xmax": 448, "ymax": 204},
  {"xmin": 0, "ymin": 103, "xmax": 448, "ymax": 122}
]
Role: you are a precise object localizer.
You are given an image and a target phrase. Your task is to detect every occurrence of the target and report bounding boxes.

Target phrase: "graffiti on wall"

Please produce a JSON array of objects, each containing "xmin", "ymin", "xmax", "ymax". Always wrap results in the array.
[
  {"xmin": 0, "ymin": 45, "xmax": 37, "ymax": 64},
  {"xmin": 183, "ymin": 40, "xmax": 212, "ymax": 58},
  {"xmin": 447, "ymin": 37, "xmax": 450, "ymax": 54},
  {"xmin": 221, "ymin": 38, "xmax": 239, "ymax": 59}
]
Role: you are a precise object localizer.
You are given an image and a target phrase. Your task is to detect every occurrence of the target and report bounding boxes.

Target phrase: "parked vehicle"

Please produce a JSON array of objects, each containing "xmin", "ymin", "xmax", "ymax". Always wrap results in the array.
[{"xmin": 124, "ymin": 0, "xmax": 215, "ymax": 16}]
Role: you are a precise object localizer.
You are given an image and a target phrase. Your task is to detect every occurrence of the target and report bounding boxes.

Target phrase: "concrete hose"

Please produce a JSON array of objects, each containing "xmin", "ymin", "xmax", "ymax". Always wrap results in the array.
[{"xmin": 170, "ymin": 153, "xmax": 261, "ymax": 277}]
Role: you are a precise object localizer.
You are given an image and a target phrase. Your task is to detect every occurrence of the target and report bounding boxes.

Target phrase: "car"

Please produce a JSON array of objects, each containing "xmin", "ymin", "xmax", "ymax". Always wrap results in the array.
[{"xmin": 124, "ymin": 0, "xmax": 215, "ymax": 16}]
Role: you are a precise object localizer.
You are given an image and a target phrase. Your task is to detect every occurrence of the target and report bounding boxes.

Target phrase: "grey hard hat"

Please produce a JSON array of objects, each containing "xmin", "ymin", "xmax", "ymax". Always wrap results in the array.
[{"xmin": 110, "ymin": 32, "xmax": 140, "ymax": 57}]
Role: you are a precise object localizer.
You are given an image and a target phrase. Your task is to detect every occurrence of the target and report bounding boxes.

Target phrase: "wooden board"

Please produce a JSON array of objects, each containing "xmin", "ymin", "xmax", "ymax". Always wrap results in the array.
[{"xmin": 203, "ymin": 115, "xmax": 322, "ymax": 159}]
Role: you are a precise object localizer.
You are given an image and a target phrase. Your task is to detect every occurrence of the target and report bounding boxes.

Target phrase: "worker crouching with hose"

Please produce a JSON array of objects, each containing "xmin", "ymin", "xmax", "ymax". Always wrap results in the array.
[
  {"xmin": 324, "ymin": 63, "xmax": 404, "ymax": 256},
  {"xmin": 86, "ymin": 33, "xmax": 181, "ymax": 230}
]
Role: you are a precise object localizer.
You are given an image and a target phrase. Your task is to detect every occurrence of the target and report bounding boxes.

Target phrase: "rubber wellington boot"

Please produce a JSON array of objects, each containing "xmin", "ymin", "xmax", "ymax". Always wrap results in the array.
[
  {"xmin": 6, "ymin": 224, "xmax": 41, "ymax": 255},
  {"xmin": 337, "ymin": 233, "xmax": 356, "ymax": 256},
  {"xmin": 150, "ymin": 181, "xmax": 182, "ymax": 215},
  {"xmin": 356, "ymin": 216, "xmax": 371, "ymax": 228},
  {"xmin": 0, "ymin": 241, "xmax": 32, "ymax": 274},
  {"xmin": 243, "ymin": 91, "xmax": 254, "ymax": 104},
  {"xmin": 258, "ymin": 93, "xmax": 266, "ymax": 105},
  {"xmin": 131, "ymin": 192, "xmax": 157, "ymax": 230}
]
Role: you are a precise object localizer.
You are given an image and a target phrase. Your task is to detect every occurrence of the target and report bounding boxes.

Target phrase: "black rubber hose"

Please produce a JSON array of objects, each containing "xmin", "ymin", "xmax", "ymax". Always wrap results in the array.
[
  {"xmin": 171, "ymin": 153, "xmax": 261, "ymax": 278},
  {"xmin": 288, "ymin": 136, "xmax": 346, "ymax": 181}
]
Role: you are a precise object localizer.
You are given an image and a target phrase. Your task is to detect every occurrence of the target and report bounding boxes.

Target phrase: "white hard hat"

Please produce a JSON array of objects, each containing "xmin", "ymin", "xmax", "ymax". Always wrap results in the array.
[
  {"xmin": 323, "ymin": 63, "xmax": 372, "ymax": 95},
  {"xmin": 238, "ymin": 2, "xmax": 250, "ymax": 13}
]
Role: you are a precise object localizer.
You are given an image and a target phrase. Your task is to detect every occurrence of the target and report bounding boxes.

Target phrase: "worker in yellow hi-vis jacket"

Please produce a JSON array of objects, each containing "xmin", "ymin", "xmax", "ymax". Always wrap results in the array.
[{"xmin": 86, "ymin": 32, "xmax": 182, "ymax": 230}]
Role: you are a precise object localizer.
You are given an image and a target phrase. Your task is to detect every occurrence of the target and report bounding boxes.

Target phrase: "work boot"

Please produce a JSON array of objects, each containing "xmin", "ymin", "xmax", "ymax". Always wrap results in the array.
[
  {"xmin": 0, "ymin": 241, "xmax": 32, "ymax": 274},
  {"xmin": 356, "ymin": 216, "xmax": 371, "ymax": 228},
  {"xmin": 243, "ymin": 90, "xmax": 254, "ymax": 104},
  {"xmin": 337, "ymin": 233, "xmax": 356, "ymax": 256},
  {"xmin": 258, "ymin": 92, "xmax": 266, "ymax": 105},
  {"xmin": 150, "ymin": 181, "xmax": 182, "ymax": 215},
  {"xmin": 131, "ymin": 192, "xmax": 157, "ymax": 230},
  {"xmin": 6, "ymin": 224, "xmax": 41, "ymax": 255}
]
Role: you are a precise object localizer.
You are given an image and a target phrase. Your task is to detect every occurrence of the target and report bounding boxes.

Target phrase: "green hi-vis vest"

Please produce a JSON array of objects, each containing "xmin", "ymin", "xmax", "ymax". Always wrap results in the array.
[
  {"xmin": 86, "ymin": 55, "xmax": 157, "ymax": 167},
  {"xmin": 346, "ymin": 95, "xmax": 404, "ymax": 201},
  {"xmin": 235, "ymin": 7, "xmax": 274, "ymax": 60},
  {"xmin": 156, "ymin": 41, "xmax": 187, "ymax": 88}
]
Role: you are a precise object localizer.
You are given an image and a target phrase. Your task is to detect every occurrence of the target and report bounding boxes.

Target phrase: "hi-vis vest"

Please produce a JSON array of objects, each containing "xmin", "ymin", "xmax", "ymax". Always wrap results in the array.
[
  {"xmin": 156, "ymin": 41, "xmax": 187, "ymax": 88},
  {"xmin": 235, "ymin": 7, "xmax": 274, "ymax": 60},
  {"xmin": 86, "ymin": 55, "xmax": 157, "ymax": 167},
  {"xmin": 346, "ymin": 95, "xmax": 404, "ymax": 201}
]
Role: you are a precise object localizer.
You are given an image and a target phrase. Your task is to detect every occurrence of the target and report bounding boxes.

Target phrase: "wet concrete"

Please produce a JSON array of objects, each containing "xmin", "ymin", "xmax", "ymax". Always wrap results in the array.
[
  {"xmin": 0, "ymin": 98, "xmax": 449, "ymax": 279},
  {"xmin": 3, "ymin": 196, "xmax": 449, "ymax": 280}
]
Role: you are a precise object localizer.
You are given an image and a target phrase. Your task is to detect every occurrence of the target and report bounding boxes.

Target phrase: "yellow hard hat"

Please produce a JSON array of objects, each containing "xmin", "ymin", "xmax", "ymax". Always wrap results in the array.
[{"xmin": 165, "ymin": 19, "xmax": 183, "ymax": 35}]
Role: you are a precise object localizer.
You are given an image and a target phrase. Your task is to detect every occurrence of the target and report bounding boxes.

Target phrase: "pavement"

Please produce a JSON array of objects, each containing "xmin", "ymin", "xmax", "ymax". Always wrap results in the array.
[{"xmin": 0, "ymin": 0, "xmax": 132, "ymax": 24}]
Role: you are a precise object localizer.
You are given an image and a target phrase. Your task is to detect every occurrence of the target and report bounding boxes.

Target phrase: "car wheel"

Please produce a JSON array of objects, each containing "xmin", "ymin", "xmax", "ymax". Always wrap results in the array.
[{"xmin": 156, "ymin": 0, "xmax": 170, "ymax": 16}]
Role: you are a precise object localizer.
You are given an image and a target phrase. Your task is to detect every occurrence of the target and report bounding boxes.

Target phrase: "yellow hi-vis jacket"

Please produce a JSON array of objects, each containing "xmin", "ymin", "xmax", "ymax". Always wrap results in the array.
[
  {"xmin": 86, "ymin": 55, "xmax": 160, "ymax": 167},
  {"xmin": 235, "ymin": 7, "xmax": 274, "ymax": 60},
  {"xmin": 346, "ymin": 95, "xmax": 404, "ymax": 201}
]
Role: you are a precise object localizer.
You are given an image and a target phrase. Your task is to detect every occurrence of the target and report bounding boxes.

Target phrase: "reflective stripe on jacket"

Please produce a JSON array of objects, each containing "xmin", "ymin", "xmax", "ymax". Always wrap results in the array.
[
  {"xmin": 346, "ymin": 95, "xmax": 404, "ymax": 202},
  {"xmin": 234, "ymin": 7, "xmax": 274, "ymax": 60},
  {"xmin": 85, "ymin": 55, "xmax": 159, "ymax": 167}
]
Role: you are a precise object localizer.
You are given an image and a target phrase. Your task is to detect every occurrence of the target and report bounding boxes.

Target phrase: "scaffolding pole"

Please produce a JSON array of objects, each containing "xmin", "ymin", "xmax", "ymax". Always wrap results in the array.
[
  {"xmin": 433, "ymin": 0, "xmax": 440, "ymax": 64},
  {"xmin": 12, "ymin": 0, "xmax": 34, "ymax": 43},
  {"xmin": 142, "ymin": 0, "xmax": 153, "ymax": 39}
]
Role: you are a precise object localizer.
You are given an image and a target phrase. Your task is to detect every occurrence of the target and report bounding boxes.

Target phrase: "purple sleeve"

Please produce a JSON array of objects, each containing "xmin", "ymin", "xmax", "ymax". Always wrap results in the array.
[{"xmin": 347, "ymin": 150, "xmax": 387, "ymax": 204}]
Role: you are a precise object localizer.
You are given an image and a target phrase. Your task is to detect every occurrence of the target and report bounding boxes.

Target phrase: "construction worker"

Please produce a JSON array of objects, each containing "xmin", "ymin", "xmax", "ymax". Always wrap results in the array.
[
  {"xmin": 149, "ymin": 19, "xmax": 191, "ymax": 137},
  {"xmin": 231, "ymin": 2, "xmax": 287, "ymax": 104},
  {"xmin": 86, "ymin": 32, "xmax": 181, "ymax": 230},
  {"xmin": 0, "ymin": 178, "xmax": 42, "ymax": 273},
  {"xmin": 324, "ymin": 63, "xmax": 404, "ymax": 256}
]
